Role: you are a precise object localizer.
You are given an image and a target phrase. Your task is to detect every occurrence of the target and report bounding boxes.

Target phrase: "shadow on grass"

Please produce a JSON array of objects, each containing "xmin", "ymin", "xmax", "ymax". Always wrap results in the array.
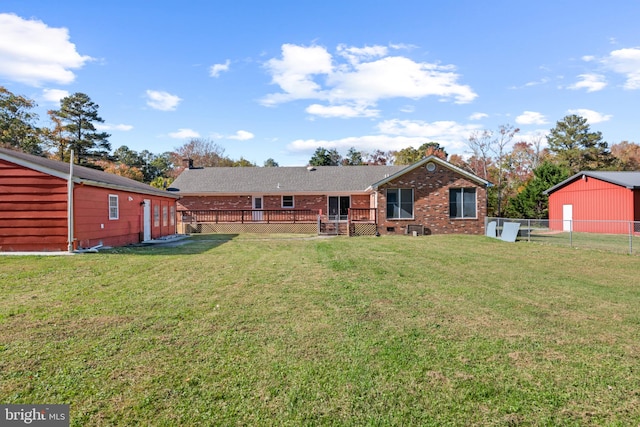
[{"xmin": 104, "ymin": 234, "xmax": 239, "ymax": 256}]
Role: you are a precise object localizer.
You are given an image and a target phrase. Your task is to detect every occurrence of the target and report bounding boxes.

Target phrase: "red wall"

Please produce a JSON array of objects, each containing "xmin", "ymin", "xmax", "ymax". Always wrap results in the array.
[
  {"xmin": 548, "ymin": 176, "xmax": 635, "ymax": 233},
  {"xmin": 0, "ymin": 159, "xmax": 177, "ymax": 251},
  {"xmin": 0, "ymin": 159, "xmax": 68, "ymax": 251},
  {"xmin": 74, "ymin": 185, "xmax": 176, "ymax": 249}
]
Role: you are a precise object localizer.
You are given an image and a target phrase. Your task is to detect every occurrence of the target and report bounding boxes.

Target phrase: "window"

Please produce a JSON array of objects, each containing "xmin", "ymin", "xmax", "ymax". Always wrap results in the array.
[
  {"xmin": 170, "ymin": 206, "xmax": 175, "ymax": 226},
  {"xmin": 282, "ymin": 195, "xmax": 294, "ymax": 208},
  {"xmin": 154, "ymin": 204, "xmax": 160, "ymax": 227},
  {"xmin": 386, "ymin": 189, "xmax": 413, "ymax": 219},
  {"xmin": 109, "ymin": 195, "xmax": 119, "ymax": 220},
  {"xmin": 449, "ymin": 188, "xmax": 476, "ymax": 218},
  {"xmin": 162, "ymin": 206, "xmax": 168, "ymax": 226}
]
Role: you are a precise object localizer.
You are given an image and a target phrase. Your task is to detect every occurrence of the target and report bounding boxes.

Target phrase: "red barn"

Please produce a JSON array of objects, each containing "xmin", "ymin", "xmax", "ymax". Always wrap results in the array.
[
  {"xmin": 545, "ymin": 171, "xmax": 640, "ymax": 234},
  {"xmin": 0, "ymin": 148, "xmax": 180, "ymax": 252}
]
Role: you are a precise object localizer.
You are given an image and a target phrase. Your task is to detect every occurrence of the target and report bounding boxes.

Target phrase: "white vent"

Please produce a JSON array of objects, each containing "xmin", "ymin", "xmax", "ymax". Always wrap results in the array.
[{"xmin": 307, "ymin": 166, "xmax": 316, "ymax": 171}]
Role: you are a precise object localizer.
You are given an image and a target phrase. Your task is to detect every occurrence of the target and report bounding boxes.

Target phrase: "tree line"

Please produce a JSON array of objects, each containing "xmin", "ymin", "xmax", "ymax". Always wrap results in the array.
[{"xmin": 2, "ymin": 86, "xmax": 639, "ymax": 218}]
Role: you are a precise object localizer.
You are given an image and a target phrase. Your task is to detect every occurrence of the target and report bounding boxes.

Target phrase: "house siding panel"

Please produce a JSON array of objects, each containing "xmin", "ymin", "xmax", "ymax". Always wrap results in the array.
[
  {"xmin": 74, "ymin": 186, "xmax": 176, "ymax": 248},
  {"xmin": 548, "ymin": 177, "xmax": 634, "ymax": 233},
  {"xmin": 0, "ymin": 159, "xmax": 68, "ymax": 251}
]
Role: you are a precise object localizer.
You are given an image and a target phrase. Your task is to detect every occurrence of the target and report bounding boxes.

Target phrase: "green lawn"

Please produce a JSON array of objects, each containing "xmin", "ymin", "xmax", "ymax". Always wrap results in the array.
[{"xmin": 1, "ymin": 234, "xmax": 639, "ymax": 426}]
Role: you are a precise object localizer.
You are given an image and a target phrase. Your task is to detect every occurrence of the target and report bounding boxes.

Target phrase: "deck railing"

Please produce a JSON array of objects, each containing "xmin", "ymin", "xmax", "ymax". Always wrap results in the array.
[
  {"xmin": 348, "ymin": 208, "xmax": 377, "ymax": 222},
  {"xmin": 181, "ymin": 209, "xmax": 320, "ymax": 224}
]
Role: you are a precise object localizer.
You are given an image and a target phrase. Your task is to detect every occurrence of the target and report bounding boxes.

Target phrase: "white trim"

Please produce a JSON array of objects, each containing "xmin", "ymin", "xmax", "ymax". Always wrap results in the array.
[
  {"xmin": 281, "ymin": 195, "xmax": 295, "ymax": 208},
  {"xmin": 369, "ymin": 155, "xmax": 490, "ymax": 190},
  {"xmin": 109, "ymin": 194, "xmax": 119, "ymax": 220},
  {"xmin": 385, "ymin": 188, "xmax": 414, "ymax": 220},
  {"xmin": 449, "ymin": 187, "xmax": 477, "ymax": 219}
]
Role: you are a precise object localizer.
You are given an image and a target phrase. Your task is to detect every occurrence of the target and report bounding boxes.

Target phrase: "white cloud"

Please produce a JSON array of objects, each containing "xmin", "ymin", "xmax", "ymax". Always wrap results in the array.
[
  {"xmin": 567, "ymin": 108, "xmax": 612, "ymax": 123},
  {"xmin": 399, "ymin": 105, "xmax": 415, "ymax": 113},
  {"xmin": 582, "ymin": 55, "xmax": 596, "ymax": 62},
  {"xmin": 568, "ymin": 73, "xmax": 607, "ymax": 92},
  {"xmin": 603, "ymin": 47, "xmax": 640, "ymax": 89},
  {"xmin": 306, "ymin": 103, "xmax": 379, "ymax": 118},
  {"xmin": 469, "ymin": 112, "xmax": 488, "ymax": 120},
  {"xmin": 261, "ymin": 43, "xmax": 477, "ymax": 116},
  {"xmin": 209, "ymin": 59, "xmax": 230, "ymax": 77},
  {"xmin": 515, "ymin": 111, "xmax": 548, "ymax": 125},
  {"xmin": 95, "ymin": 123, "xmax": 133, "ymax": 131},
  {"xmin": 227, "ymin": 130, "xmax": 255, "ymax": 141},
  {"xmin": 146, "ymin": 90, "xmax": 182, "ymax": 111},
  {"xmin": 336, "ymin": 44, "xmax": 388, "ymax": 65},
  {"xmin": 0, "ymin": 13, "xmax": 93, "ymax": 86},
  {"xmin": 168, "ymin": 128, "xmax": 200, "ymax": 139},
  {"xmin": 41, "ymin": 88, "xmax": 69, "ymax": 103},
  {"xmin": 287, "ymin": 118, "xmax": 480, "ymax": 155},
  {"xmin": 262, "ymin": 44, "xmax": 333, "ymax": 105}
]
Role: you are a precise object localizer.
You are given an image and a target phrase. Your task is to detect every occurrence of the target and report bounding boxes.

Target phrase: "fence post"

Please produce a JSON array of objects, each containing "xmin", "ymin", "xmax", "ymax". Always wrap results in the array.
[
  {"xmin": 569, "ymin": 220, "xmax": 573, "ymax": 247},
  {"xmin": 629, "ymin": 221, "xmax": 633, "ymax": 255},
  {"xmin": 528, "ymin": 218, "xmax": 531, "ymax": 243}
]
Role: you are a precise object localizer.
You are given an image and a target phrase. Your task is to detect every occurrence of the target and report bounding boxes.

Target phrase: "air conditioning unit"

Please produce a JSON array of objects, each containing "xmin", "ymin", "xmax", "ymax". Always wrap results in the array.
[{"xmin": 406, "ymin": 224, "xmax": 424, "ymax": 236}]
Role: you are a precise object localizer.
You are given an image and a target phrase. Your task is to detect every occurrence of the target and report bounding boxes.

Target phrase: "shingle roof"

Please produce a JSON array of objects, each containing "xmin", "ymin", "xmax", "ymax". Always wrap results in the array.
[
  {"xmin": 168, "ymin": 165, "xmax": 408, "ymax": 194},
  {"xmin": 0, "ymin": 147, "xmax": 179, "ymax": 198},
  {"xmin": 545, "ymin": 170, "xmax": 640, "ymax": 194}
]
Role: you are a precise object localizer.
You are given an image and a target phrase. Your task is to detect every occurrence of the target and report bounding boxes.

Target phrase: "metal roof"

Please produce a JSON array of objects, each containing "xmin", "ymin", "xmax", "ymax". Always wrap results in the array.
[
  {"xmin": 0, "ymin": 147, "xmax": 179, "ymax": 198},
  {"xmin": 544, "ymin": 170, "xmax": 640, "ymax": 194}
]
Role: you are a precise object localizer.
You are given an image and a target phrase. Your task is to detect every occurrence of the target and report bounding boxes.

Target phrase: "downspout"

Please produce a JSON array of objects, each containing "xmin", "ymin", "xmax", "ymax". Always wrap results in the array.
[{"xmin": 67, "ymin": 150, "xmax": 74, "ymax": 252}]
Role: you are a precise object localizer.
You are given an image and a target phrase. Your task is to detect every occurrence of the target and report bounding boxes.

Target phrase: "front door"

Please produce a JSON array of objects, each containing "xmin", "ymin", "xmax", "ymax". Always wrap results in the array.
[
  {"xmin": 143, "ymin": 199, "xmax": 151, "ymax": 241},
  {"xmin": 252, "ymin": 196, "xmax": 263, "ymax": 221},
  {"xmin": 328, "ymin": 196, "xmax": 350, "ymax": 221},
  {"xmin": 562, "ymin": 204, "xmax": 573, "ymax": 232}
]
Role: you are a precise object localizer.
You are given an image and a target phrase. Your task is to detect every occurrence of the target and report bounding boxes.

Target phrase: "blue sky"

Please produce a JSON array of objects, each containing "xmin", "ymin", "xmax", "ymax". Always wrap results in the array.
[{"xmin": 1, "ymin": 1, "xmax": 639, "ymax": 166}]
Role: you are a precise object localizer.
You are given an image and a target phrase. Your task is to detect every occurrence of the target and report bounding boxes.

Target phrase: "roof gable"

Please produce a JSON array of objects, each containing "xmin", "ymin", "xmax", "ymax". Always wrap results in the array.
[
  {"xmin": 370, "ymin": 156, "xmax": 490, "ymax": 189},
  {"xmin": 0, "ymin": 148, "xmax": 179, "ymax": 199},
  {"xmin": 545, "ymin": 171, "xmax": 640, "ymax": 195}
]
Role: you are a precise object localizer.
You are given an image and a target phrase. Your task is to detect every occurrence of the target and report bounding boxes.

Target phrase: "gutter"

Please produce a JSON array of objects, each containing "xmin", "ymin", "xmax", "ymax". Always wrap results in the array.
[{"xmin": 67, "ymin": 151, "xmax": 75, "ymax": 252}]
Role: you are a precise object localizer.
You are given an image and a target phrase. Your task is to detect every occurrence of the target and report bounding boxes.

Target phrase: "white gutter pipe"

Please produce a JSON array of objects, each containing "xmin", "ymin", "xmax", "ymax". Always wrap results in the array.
[{"xmin": 67, "ymin": 150, "xmax": 74, "ymax": 252}]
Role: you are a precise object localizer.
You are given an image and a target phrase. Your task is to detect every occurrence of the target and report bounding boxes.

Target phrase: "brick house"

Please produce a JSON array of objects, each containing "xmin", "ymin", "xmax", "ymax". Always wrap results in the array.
[{"xmin": 168, "ymin": 156, "xmax": 489, "ymax": 235}]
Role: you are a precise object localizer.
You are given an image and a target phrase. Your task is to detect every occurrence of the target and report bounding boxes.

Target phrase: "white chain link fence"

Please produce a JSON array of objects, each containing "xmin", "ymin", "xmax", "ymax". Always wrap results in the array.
[{"xmin": 486, "ymin": 217, "xmax": 640, "ymax": 255}]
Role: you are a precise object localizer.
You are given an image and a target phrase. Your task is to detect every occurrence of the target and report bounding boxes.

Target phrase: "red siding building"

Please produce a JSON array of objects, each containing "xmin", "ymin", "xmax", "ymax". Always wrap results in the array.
[
  {"xmin": 545, "ymin": 171, "xmax": 640, "ymax": 234},
  {"xmin": 0, "ymin": 148, "xmax": 180, "ymax": 252}
]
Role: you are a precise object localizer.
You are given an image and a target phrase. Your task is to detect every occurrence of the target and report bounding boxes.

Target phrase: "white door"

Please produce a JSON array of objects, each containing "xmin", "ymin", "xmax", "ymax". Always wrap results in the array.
[
  {"xmin": 143, "ymin": 199, "xmax": 151, "ymax": 241},
  {"xmin": 252, "ymin": 196, "xmax": 263, "ymax": 221},
  {"xmin": 562, "ymin": 204, "xmax": 573, "ymax": 232}
]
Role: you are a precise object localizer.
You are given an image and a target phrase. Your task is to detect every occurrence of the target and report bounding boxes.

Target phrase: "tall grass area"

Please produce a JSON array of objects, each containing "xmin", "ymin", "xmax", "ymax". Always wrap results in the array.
[{"xmin": 1, "ymin": 234, "xmax": 639, "ymax": 425}]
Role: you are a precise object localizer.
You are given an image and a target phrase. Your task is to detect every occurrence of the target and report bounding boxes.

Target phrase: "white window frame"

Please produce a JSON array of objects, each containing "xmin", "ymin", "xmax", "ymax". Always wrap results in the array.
[
  {"xmin": 170, "ymin": 206, "xmax": 175, "ymax": 226},
  {"xmin": 386, "ymin": 188, "xmax": 414, "ymax": 220},
  {"xmin": 154, "ymin": 204, "xmax": 160, "ymax": 227},
  {"xmin": 162, "ymin": 205, "xmax": 168, "ymax": 227},
  {"xmin": 449, "ymin": 188, "xmax": 477, "ymax": 219},
  {"xmin": 109, "ymin": 195, "xmax": 119, "ymax": 220},
  {"xmin": 282, "ymin": 195, "xmax": 295, "ymax": 208}
]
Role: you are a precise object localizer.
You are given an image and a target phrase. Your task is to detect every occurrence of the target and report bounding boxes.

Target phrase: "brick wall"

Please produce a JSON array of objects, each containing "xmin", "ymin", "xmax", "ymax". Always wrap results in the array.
[{"xmin": 376, "ymin": 163, "xmax": 487, "ymax": 235}]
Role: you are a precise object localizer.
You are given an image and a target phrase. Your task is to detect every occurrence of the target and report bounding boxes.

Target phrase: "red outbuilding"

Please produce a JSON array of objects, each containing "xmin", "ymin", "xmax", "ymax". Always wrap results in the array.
[
  {"xmin": 0, "ymin": 148, "xmax": 180, "ymax": 252},
  {"xmin": 545, "ymin": 171, "xmax": 640, "ymax": 234}
]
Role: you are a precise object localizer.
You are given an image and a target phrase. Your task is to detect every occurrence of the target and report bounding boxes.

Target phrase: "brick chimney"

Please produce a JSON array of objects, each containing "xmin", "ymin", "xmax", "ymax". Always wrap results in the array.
[{"xmin": 183, "ymin": 158, "xmax": 194, "ymax": 169}]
